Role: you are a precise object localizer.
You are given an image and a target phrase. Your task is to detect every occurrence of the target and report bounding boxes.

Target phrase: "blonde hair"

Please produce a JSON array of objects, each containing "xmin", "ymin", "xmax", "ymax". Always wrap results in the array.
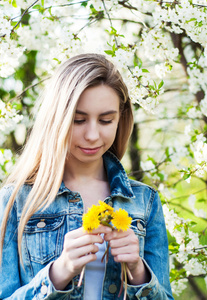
[{"xmin": 0, "ymin": 53, "xmax": 133, "ymax": 262}]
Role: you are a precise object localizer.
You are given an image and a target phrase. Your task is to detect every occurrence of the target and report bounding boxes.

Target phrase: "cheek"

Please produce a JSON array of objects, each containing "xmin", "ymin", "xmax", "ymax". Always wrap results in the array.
[
  {"xmin": 70, "ymin": 128, "xmax": 82, "ymax": 145},
  {"xmin": 103, "ymin": 125, "xmax": 118, "ymax": 142}
]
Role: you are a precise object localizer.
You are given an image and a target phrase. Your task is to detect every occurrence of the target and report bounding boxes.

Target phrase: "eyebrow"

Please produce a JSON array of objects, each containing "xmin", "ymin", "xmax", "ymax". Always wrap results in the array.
[{"xmin": 75, "ymin": 110, "xmax": 118, "ymax": 116}]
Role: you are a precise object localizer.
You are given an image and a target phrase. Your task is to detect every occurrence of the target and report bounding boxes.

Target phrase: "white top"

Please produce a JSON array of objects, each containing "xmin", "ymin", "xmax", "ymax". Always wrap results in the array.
[{"xmin": 84, "ymin": 239, "xmax": 106, "ymax": 299}]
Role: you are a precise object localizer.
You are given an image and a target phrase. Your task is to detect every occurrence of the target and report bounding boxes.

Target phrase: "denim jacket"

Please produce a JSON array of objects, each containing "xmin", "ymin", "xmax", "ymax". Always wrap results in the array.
[{"xmin": 0, "ymin": 151, "xmax": 174, "ymax": 300}]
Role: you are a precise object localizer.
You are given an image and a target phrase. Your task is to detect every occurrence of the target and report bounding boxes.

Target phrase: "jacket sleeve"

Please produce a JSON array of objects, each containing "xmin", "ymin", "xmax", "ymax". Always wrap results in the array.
[
  {"xmin": 0, "ymin": 186, "xmax": 74, "ymax": 300},
  {"xmin": 126, "ymin": 190, "xmax": 174, "ymax": 300}
]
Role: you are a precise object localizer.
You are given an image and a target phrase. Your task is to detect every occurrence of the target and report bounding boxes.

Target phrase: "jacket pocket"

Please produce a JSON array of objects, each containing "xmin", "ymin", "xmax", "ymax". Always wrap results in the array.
[
  {"xmin": 23, "ymin": 214, "xmax": 65, "ymax": 264},
  {"xmin": 130, "ymin": 216, "xmax": 146, "ymax": 258}
]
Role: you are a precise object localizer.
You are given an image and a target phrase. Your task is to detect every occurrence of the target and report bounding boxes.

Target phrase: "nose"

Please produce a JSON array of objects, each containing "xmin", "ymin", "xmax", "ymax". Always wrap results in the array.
[{"xmin": 84, "ymin": 121, "xmax": 99, "ymax": 142}]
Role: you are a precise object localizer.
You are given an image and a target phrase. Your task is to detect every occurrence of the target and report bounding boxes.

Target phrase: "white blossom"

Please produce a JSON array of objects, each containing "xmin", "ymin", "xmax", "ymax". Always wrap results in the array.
[
  {"xmin": 0, "ymin": 10, "xmax": 13, "ymax": 37},
  {"xmin": 191, "ymin": 140, "xmax": 207, "ymax": 164},
  {"xmin": 141, "ymin": 160, "xmax": 156, "ymax": 172},
  {"xmin": 188, "ymin": 195, "xmax": 207, "ymax": 218},
  {"xmin": 0, "ymin": 100, "xmax": 23, "ymax": 133},
  {"xmin": 0, "ymin": 148, "xmax": 14, "ymax": 181},
  {"xmin": 0, "ymin": 36, "xmax": 25, "ymax": 77},
  {"xmin": 200, "ymin": 95, "xmax": 207, "ymax": 117},
  {"xmin": 185, "ymin": 258, "xmax": 206, "ymax": 276},
  {"xmin": 171, "ymin": 278, "xmax": 188, "ymax": 296}
]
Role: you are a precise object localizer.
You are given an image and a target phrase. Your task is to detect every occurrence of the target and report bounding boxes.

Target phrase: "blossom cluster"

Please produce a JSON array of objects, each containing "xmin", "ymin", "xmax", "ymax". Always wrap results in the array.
[
  {"xmin": 0, "ymin": 149, "xmax": 14, "ymax": 182},
  {"xmin": 163, "ymin": 204, "xmax": 207, "ymax": 294},
  {"xmin": 152, "ymin": 0, "xmax": 207, "ymax": 107},
  {"xmin": 0, "ymin": 100, "xmax": 23, "ymax": 133}
]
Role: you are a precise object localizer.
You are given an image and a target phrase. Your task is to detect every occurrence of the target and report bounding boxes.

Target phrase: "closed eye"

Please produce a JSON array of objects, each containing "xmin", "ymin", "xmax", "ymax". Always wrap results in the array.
[
  {"xmin": 100, "ymin": 119, "xmax": 113, "ymax": 124},
  {"xmin": 74, "ymin": 119, "xmax": 85, "ymax": 124}
]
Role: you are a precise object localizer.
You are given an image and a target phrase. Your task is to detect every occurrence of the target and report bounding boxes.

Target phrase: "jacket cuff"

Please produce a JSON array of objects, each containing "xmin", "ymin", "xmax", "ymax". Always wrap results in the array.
[
  {"xmin": 34, "ymin": 261, "xmax": 74, "ymax": 299},
  {"xmin": 126, "ymin": 258, "xmax": 160, "ymax": 299}
]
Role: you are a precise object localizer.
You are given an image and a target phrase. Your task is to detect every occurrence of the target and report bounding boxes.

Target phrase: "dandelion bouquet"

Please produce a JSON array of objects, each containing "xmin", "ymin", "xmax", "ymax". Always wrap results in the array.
[{"xmin": 79, "ymin": 200, "xmax": 133, "ymax": 299}]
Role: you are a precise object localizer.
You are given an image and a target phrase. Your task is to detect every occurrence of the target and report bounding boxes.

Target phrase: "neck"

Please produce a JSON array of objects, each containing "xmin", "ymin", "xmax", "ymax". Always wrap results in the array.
[{"xmin": 63, "ymin": 156, "xmax": 106, "ymax": 183}]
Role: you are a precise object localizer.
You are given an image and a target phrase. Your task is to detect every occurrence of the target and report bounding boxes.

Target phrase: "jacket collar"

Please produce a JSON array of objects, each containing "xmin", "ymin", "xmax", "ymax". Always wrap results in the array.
[
  {"xmin": 103, "ymin": 151, "xmax": 134, "ymax": 199},
  {"xmin": 57, "ymin": 151, "xmax": 134, "ymax": 200}
]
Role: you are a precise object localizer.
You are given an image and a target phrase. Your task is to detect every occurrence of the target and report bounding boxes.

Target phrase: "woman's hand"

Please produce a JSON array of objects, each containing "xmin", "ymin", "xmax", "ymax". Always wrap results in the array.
[
  {"xmin": 104, "ymin": 229, "xmax": 150, "ymax": 285},
  {"xmin": 49, "ymin": 225, "xmax": 112, "ymax": 290}
]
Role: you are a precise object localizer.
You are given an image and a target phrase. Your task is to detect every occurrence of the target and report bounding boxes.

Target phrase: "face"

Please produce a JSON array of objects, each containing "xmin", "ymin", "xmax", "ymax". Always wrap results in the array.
[{"xmin": 68, "ymin": 84, "xmax": 120, "ymax": 166}]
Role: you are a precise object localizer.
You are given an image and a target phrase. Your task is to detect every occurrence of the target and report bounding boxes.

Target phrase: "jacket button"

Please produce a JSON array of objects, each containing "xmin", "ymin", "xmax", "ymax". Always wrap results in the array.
[
  {"xmin": 40, "ymin": 284, "xmax": 48, "ymax": 295},
  {"xmin": 109, "ymin": 284, "xmax": 117, "ymax": 293},
  {"xmin": 137, "ymin": 221, "xmax": 144, "ymax": 231},
  {"xmin": 141, "ymin": 288, "xmax": 151, "ymax": 296},
  {"xmin": 37, "ymin": 221, "xmax": 46, "ymax": 228}
]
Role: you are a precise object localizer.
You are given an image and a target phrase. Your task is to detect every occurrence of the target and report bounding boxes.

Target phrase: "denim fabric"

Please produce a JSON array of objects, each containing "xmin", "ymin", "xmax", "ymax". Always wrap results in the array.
[{"xmin": 0, "ymin": 151, "xmax": 174, "ymax": 300}]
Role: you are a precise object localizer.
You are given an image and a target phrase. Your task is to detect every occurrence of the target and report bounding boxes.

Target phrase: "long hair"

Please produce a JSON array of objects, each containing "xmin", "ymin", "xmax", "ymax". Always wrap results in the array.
[{"xmin": 0, "ymin": 53, "xmax": 134, "ymax": 262}]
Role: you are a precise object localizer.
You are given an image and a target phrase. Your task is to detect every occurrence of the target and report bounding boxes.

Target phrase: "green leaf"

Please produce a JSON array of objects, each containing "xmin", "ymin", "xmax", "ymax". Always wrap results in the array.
[
  {"xmin": 12, "ymin": 102, "xmax": 22, "ymax": 111},
  {"xmin": 12, "ymin": 0, "xmax": 17, "ymax": 8},
  {"xmin": 134, "ymin": 55, "xmax": 142, "ymax": 68},
  {"xmin": 191, "ymin": 135, "xmax": 197, "ymax": 142},
  {"xmin": 189, "ymin": 221, "xmax": 197, "ymax": 227},
  {"xmin": 186, "ymin": 18, "xmax": 197, "ymax": 23},
  {"xmin": 197, "ymin": 198, "xmax": 207, "ymax": 203},
  {"xmin": 142, "ymin": 69, "xmax": 149, "ymax": 73},
  {"xmin": 112, "ymin": 43, "xmax": 116, "ymax": 52},
  {"xmin": 33, "ymin": 5, "xmax": 41, "ymax": 10},
  {"xmin": 90, "ymin": 4, "xmax": 97, "ymax": 14},
  {"xmin": 104, "ymin": 50, "xmax": 115, "ymax": 57},
  {"xmin": 11, "ymin": 21, "xmax": 19, "ymax": 28},
  {"xmin": 53, "ymin": 58, "xmax": 61, "ymax": 64},
  {"xmin": 147, "ymin": 156, "xmax": 156, "ymax": 165},
  {"xmin": 158, "ymin": 173, "xmax": 164, "ymax": 181},
  {"xmin": 169, "ymin": 244, "xmax": 179, "ymax": 254},
  {"xmin": 183, "ymin": 173, "xmax": 191, "ymax": 180},
  {"xmin": 158, "ymin": 80, "xmax": 164, "ymax": 89},
  {"xmin": 81, "ymin": 1, "xmax": 88, "ymax": 7}
]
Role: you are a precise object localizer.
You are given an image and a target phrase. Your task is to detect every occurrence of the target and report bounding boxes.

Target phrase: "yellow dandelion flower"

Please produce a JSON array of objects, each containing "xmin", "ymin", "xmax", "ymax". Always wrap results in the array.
[
  {"xmin": 82, "ymin": 205, "xmax": 101, "ymax": 232},
  {"xmin": 98, "ymin": 200, "xmax": 114, "ymax": 214},
  {"xmin": 111, "ymin": 208, "xmax": 132, "ymax": 231}
]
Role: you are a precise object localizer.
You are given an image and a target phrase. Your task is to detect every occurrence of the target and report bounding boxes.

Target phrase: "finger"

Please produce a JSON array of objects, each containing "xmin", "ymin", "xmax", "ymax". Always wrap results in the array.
[
  {"xmin": 104, "ymin": 229, "xmax": 131, "ymax": 241},
  {"xmin": 110, "ymin": 244, "xmax": 138, "ymax": 257},
  {"xmin": 113, "ymin": 252, "xmax": 140, "ymax": 264},
  {"xmin": 65, "ymin": 227, "xmax": 88, "ymax": 240},
  {"xmin": 74, "ymin": 252, "xmax": 98, "ymax": 267},
  {"xmin": 109, "ymin": 234, "xmax": 138, "ymax": 249},
  {"xmin": 68, "ymin": 252, "xmax": 98, "ymax": 273},
  {"xmin": 68, "ymin": 243, "xmax": 100, "ymax": 260},
  {"xmin": 64, "ymin": 232, "xmax": 104, "ymax": 252},
  {"xmin": 89, "ymin": 225, "xmax": 112, "ymax": 235}
]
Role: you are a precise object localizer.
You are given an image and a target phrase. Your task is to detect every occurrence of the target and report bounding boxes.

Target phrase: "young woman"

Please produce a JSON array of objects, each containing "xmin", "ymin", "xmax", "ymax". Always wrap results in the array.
[{"xmin": 0, "ymin": 53, "xmax": 174, "ymax": 299}]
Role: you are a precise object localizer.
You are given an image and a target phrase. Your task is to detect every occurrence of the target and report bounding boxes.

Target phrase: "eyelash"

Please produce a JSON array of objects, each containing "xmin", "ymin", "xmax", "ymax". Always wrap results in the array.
[{"xmin": 74, "ymin": 119, "xmax": 112, "ymax": 124}]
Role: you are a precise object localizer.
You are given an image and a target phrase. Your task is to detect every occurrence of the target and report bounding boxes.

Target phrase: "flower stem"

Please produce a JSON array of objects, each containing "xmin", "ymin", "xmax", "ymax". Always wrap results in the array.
[
  {"xmin": 118, "ymin": 262, "xmax": 124, "ymax": 297},
  {"xmin": 126, "ymin": 265, "xmax": 133, "ymax": 281},
  {"xmin": 77, "ymin": 265, "xmax": 85, "ymax": 287},
  {"xmin": 101, "ymin": 242, "xmax": 110, "ymax": 263},
  {"xmin": 124, "ymin": 263, "xmax": 127, "ymax": 300}
]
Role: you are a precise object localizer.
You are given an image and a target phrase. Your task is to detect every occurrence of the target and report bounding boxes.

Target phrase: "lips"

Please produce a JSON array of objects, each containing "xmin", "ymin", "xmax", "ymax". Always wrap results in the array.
[{"xmin": 79, "ymin": 147, "xmax": 101, "ymax": 155}]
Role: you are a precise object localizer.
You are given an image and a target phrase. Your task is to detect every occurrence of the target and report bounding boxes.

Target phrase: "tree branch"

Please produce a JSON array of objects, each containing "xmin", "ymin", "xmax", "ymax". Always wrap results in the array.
[
  {"xmin": 12, "ymin": 0, "xmax": 39, "ymax": 31},
  {"xmin": 10, "ymin": 76, "xmax": 50, "ymax": 102},
  {"xmin": 101, "ymin": 0, "xmax": 119, "ymax": 48},
  {"xmin": 157, "ymin": 0, "xmax": 207, "ymax": 8},
  {"xmin": 11, "ymin": 1, "xmax": 90, "ymax": 21},
  {"xmin": 118, "ymin": 0, "xmax": 138, "ymax": 11}
]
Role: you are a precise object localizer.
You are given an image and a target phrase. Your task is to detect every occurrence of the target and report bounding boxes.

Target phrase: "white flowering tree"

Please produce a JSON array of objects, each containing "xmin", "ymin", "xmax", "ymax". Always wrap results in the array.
[{"xmin": 0, "ymin": 0, "xmax": 207, "ymax": 298}]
